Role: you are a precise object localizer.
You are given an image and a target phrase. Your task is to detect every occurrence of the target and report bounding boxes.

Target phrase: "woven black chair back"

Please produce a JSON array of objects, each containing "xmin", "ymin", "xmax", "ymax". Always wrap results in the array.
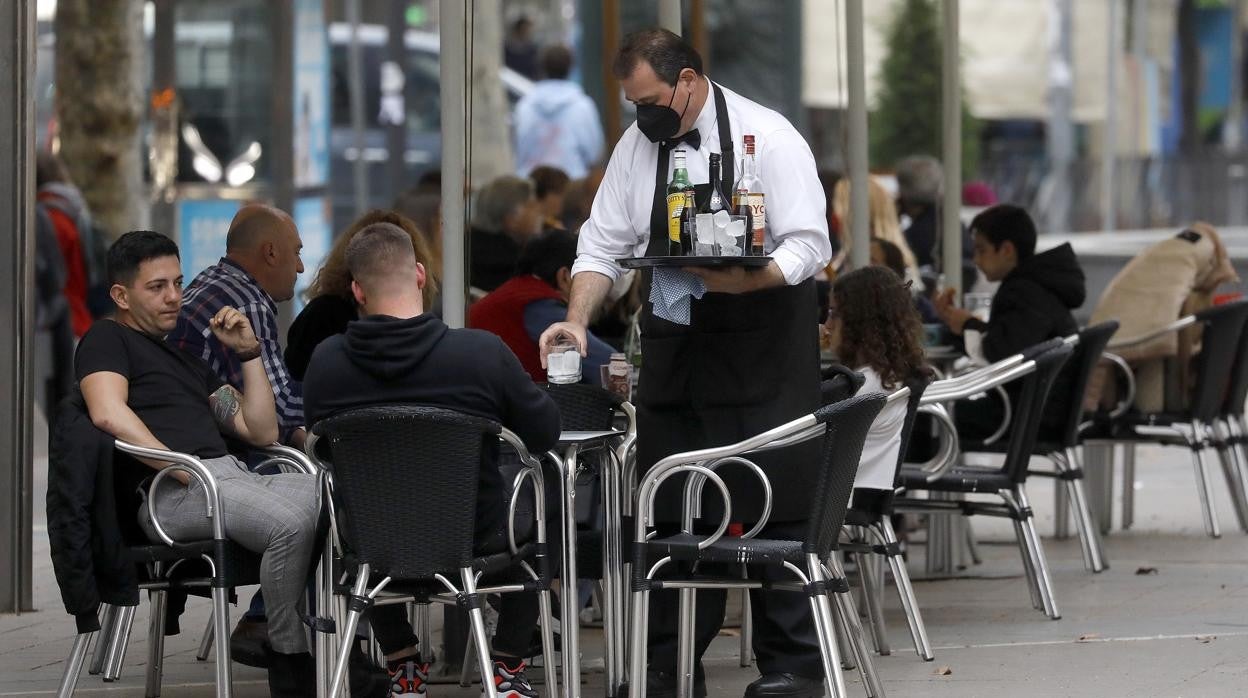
[
  {"xmin": 1225, "ymin": 309, "xmax": 1248, "ymax": 419},
  {"xmin": 1003, "ymin": 342, "xmax": 1075, "ymax": 483},
  {"xmin": 820, "ymin": 364, "xmax": 866, "ymax": 406},
  {"xmin": 890, "ymin": 370, "xmax": 934, "ymax": 488},
  {"xmin": 1189, "ymin": 301, "xmax": 1248, "ymax": 422},
  {"xmin": 314, "ymin": 405, "xmax": 501, "ymax": 578},
  {"xmin": 804, "ymin": 393, "xmax": 888, "ymax": 556},
  {"xmin": 1045, "ymin": 322, "xmax": 1119, "ymax": 448},
  {"xmin": 543, "ymin": 382, "xmax": 622, "ymax": 431}
]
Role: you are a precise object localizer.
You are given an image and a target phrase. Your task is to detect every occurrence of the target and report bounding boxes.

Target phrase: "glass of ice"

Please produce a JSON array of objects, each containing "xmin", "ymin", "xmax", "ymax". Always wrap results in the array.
[
  {"xmin": 547, "ymin": 342, "xmax": 582, "ymax": 384},
  {"xmin": 718, "ymin": 214, "xmax": 748, "ymax": 257}
]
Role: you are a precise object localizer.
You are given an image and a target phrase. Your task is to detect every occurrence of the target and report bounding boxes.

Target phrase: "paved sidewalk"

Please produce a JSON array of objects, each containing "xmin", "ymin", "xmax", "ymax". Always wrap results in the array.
[{"xmin": 7, "ymin": 417, "xmax": 1248, "ymax": 696}]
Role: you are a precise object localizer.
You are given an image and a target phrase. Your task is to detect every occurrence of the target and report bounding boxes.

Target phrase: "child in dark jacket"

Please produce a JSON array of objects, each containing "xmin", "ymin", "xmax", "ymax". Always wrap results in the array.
[{"xmin": 934, "ymin": 204, "xmax": 1086, "ymax": 439}]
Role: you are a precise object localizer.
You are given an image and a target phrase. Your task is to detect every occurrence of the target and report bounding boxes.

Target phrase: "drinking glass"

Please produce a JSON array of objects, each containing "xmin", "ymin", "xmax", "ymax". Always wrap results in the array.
[{"xmin": 547, "ymin": 342, "xmax": 582, "ymax": 384}]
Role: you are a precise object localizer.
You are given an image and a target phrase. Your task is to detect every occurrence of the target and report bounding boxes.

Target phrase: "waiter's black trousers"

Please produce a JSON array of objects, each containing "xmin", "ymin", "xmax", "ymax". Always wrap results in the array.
[{"xmin": 646, "ymin": 520, "xmax": 823, "ymax": 679}]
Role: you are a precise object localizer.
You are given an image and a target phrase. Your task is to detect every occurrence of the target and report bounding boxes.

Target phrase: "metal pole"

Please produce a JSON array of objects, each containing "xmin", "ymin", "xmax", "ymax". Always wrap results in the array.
[
  {"xmin": 846, "ymin": 0, "xmax": 871, "ymax": 270},
  {"xmin": 941, "ymin": 0, "xmax": 963, "ymax": 294},
  {"xmin": 659, "ymin": 0, "xmax": 682, "ymax": 35},
  {"xmin": 0, "ymin": 0, "xmax": 34, "ymax": 614},
  {"xmin": 346, "ymin": 0, "xmax": 370, "ymax": 218},
  {"xmin": 1047, "ymin": 0, "xmax": 1075, "ymax": 234},
  {"xmin": 1102, "ymin": 0, "xmax": 1120, "ymax": 231},
  {"xmin": 385, "ymin": 0, "xmax": 407, "ymax": 195},
  {"xmin": 440, "ymin": 0, "xmax": 467, "ymax": 329}
]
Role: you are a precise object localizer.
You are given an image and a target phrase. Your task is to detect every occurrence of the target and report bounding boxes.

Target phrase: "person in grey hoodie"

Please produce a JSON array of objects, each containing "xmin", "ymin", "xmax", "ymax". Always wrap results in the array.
[
  {"xmin": 302, "ymin": 221, "xmax": 560, "ymax": 697},
  {"xmin": 513, "ymin": 44, "xmax": 604, "ymax": 179}
]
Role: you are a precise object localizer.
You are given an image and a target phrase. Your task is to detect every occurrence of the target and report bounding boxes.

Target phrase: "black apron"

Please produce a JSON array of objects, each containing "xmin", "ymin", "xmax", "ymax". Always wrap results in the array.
[{"xmin": 636, "ymin": 83, "xmax": 822, "ymax": 524}]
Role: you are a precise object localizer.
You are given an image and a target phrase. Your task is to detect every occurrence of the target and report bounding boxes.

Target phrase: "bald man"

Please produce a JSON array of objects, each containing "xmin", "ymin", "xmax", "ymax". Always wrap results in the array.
[{"xmin": 167, "ymin": 204, "xmax": 306, "ymax": 665}]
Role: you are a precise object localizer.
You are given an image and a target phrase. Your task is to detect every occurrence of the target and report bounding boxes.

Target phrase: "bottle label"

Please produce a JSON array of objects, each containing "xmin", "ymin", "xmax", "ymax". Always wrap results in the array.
[
  {"xmin": 749, "ymin": 193, "xmax": 766, "ymax": 245},
  {"xmin": 667, "ymin": 193, "xmax": 687, "ymax": 243}
]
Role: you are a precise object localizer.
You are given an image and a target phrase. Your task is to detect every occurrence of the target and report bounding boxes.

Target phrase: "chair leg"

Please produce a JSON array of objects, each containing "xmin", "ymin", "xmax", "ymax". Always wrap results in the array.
[
  {"xmin": 826, "ymin": 557, "xmax": 882, "ymax": 696},
  {"xmin": 1013, "ymin": 487, "xmax": 1061, "ymax": 620},
  {"xmin": 56, "ymin": 632, "xmax": 93, "ymax": 698},
  {"xmin": 102, "ymin": 604, "xmax": 136, "ymax": 682},
  {"xmin": 1191, "ymin": 439, "xmax": 1223, "ymax": 539},
  {"xmin": 878, "ymin": 518, "xmax": 934, "ymax": 661},
  {"xmin": 627, "ymin": 585, "xmax": 651, "ymax": 698},
  {"xmin": 1010, "ymin": 515, "xmax": 1044, "ymax": 612},
  {"xmin": 1120, "ymin": 444, "xmax": 1135, "ymax": 530},
  {"xmin": 962, "ymin": 517, "xmax": 983, "ymax": 566},
  {"xmin": 1053, "ymin": 471, "xmax": 1072, "ymax": 540},
  {"xmin": 536, "ymin": 588, "xmax": 560, "ymax": 696},
  {"xmin": 145, "ymin": 589, "xmax": 168, "ymax": 698},
  {"xmin": 89, "ymin": 603, "xmax": 117, "ymax": 676},
  {"xmin": 461, "ymin": 568, "xmax": 500, "ymax": 698},
  {"xmin": 329, "ymin": 568, "xmax": 371, "ymax": 698},
  {"xmin": 196, "ymin": 610, "xmax": 214, "ymax": 661},
  {"xmin": 855, "ymin": 544, "xmax": 891, "ymax": 656},
  {"xmin": 738, "ymin": 587, "xmax": 753, "ymax": 668},
  {"xmin": 1061, "ymin": 449, "xmax": 1109, "ymax": 573},
  {"xmin": 676, "ymin": 587, "xmax": 697, "ymax": 698},
  {"xmin": 458, "ymin": 623, "xmax": 476, "ymax": 688},
  {"xmin": 806, "ymin": 555, "xmax": 848, "ymax": 698},
  {"xmin": 1214, "ymin": 421, "xmax": 1248, "ymax": 533},
  {"xmin": 210, "ymin": 585, "xmax": 234, "ymax": 698}
]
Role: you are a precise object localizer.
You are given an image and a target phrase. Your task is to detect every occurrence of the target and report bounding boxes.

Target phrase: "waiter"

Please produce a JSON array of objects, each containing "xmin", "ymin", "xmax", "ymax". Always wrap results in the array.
[{"xmin": 540, "ymin": 29, "xmax": 831, "ymax": 698}]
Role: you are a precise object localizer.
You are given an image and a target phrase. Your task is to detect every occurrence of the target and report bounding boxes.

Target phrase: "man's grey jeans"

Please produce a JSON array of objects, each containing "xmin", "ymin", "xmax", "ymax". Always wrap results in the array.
[{"xmin": 138, "ymin": 455, "xmax": 319, "ymax": 654}]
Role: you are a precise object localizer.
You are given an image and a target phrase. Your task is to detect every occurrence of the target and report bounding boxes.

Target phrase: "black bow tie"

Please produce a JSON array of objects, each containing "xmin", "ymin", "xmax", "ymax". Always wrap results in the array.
[{"xmin": 665, "ymin": 128, "xmax": 701, "ymax": 151}]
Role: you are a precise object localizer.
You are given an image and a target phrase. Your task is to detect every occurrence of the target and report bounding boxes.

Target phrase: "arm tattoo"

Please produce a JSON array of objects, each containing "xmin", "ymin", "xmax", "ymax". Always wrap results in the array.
[{"xmin": 210, "ymin": 385, "xmax": 242, "ymax": 430}]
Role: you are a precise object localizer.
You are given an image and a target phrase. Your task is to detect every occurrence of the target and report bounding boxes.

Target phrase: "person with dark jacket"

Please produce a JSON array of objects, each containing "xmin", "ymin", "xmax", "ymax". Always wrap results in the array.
[
  {"xmin": 934, "ymin": 204, "xmax": 1086, "ymax": 438},
  {"xmin": 302, "ymin": 222, "xmax": 559, "ymax": 698},
  {"xmin": 470, "ymin": 176, "xmax": 544, "ymax": 294}
]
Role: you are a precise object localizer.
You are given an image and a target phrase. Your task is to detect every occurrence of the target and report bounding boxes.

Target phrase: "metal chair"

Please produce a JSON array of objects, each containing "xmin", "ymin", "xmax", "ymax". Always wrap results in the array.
[
  {"xmin": 57, "ymin": 441, "xmax": 315, "ymax": 698},
  {"xmin": 895, "ymin": 340, "xmax": 1075, "ymax": 620},
  {"xmin": 628, "ymin": 393, "xmax": 889, "ymax": 698},
  {"xmin": 1090, "ymin": 301, "xmax": 1248, "ymax": 538},
  {"xmin": 839, "ymin": 371, "xmax": 936, "ymax": 662},
  {"xmin": 307, "ymin": 405, "xmax": 558, "ymax": 698}
]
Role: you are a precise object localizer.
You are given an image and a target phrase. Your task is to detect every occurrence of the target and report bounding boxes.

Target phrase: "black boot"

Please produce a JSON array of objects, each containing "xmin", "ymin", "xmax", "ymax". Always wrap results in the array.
[{"xmin": 267, "ymin": 649, "xmax": 316, "ymax": 698}]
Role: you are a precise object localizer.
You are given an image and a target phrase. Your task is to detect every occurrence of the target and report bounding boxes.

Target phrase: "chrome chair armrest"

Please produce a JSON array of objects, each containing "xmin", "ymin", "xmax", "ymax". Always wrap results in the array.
[
  {"xmin": 931, "ymin": 355, "xmax": 1025, "ymax": 391},
  {"xmin": 498, "ymin": 428, "xmax": 550, "ymax": 557},
  {"xmin": 980, "ymin": 385, "xmax": 1014, "ymax": 446},
  {"xmin": 1099, "ymin": 351, "xmax": 1137, "ymax": 421},
  {"xmin": 922, "ymin": 360, "xmax": 1036, "ymax": 404},
  {"xmin": 635, "ymin": 463, "xmax": 733, "ymax": 551},
  {"xmin": 908, "ymin": 404, "xmax": 959, "ymax": 481},
  {"xmin": 684, "ymin": 456, "xmax": 774, "ymax": 539},
  {"xmin": 1106, "ymin": 315, "xmax": 1197, "ymax": 351},
  {"xmin": 116, "ymin": 440, "xmax": 226, "ymax": 545},
  {"xmin": 254, "ymin": 443, "xmax": 319, "ymax": 475}
]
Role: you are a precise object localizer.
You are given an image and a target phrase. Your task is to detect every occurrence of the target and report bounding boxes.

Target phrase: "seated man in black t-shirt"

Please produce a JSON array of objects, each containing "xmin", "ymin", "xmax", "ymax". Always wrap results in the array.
[
  {"xmin": 75, "ymin": 231, "xmax": 320, "ymax": 698},
  {"xmin": 302, "ymin": 222, "xmax": 560, "ymax": 698}
]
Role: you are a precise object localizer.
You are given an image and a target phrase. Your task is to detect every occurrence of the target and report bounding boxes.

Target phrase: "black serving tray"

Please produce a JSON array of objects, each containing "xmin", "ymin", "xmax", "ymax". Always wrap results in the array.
[{"xmin": 618, "ymin": 255, "xmax": 772, "ymax": 269}]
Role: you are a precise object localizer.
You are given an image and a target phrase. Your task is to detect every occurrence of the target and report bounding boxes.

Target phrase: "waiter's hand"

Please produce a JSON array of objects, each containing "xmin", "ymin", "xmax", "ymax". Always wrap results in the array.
[
  {"xmin": 684, "ymin": 261, "xmax": 786, "ymax": 294},
  {"xmin": 539, "ymin": 322, "xmax": 588, "ymax": 368}
]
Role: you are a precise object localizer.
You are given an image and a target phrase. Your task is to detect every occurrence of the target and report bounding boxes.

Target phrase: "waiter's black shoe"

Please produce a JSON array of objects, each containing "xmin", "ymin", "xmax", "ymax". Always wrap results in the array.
[
  {"xmin": 743, "ymin": 672, "xmax": 822, "ymax": 698},
  {"xmin": 619, "ymin": 669, "xmax": 707, "ymax": 698}
]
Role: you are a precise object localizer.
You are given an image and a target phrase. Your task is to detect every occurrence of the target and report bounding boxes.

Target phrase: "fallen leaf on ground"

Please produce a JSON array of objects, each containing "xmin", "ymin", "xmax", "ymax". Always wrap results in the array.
[
  {"xmin": 1077, "ymin": 633, "xmax": 1101, "ymax": 642},
  {"xmin": 719, "ymin": 628, "xmax": 741, "ymax": 637},
  {"xmin": 934, "ymin": 666, "xmax": 953, "ymax": 676},
  {"xmin": 1196, "ymin": 635, "xmax": 1216, "ymax": 644},
  {"xmin": 1135, "ymin": 566, "xmax": 1159, "ymax": 575}
]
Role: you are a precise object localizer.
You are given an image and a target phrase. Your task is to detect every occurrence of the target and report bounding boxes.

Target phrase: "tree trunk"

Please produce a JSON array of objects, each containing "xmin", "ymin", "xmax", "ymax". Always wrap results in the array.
[
  {"xmin": 468, "ymin": 0, "xmax": 514, "ymax": 187},
  {"xmin": 54, "ymin": 0, "xmax": 148, "ymax": 240}
]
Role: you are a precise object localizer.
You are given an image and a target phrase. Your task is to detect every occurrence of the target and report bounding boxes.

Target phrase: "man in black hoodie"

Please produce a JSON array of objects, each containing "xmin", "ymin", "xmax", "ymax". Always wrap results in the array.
[
  {"xmin": 302, "ymin": 222, "xmax": 560, "ymax": 698},
  {"xmin": 934, "ymin": 204, "xmax": 1086, "ymax": 438}
]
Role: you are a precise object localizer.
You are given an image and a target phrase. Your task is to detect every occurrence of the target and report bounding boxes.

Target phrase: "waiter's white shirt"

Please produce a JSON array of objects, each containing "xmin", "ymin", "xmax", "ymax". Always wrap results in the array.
[
  {"xmin": 572, "ymin": 77, "xmax": 832, "ymax": 286},
  {"xmin": 853, "ymin": 366, "xmax": 906, "ymax": 491}
]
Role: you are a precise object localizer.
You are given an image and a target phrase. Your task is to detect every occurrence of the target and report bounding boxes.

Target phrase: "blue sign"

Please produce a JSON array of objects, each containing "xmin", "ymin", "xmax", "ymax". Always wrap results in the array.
[
  {"xmin": 177, "ymin": 199, "xmax": 241, "ymax": 282},
  {"xmin": 293, "ymin": 196, "xmax": 333, "ymax": 314},
  {"xmin": 293, "ymin": 0, "xmax": 330, "ymax": 188}
]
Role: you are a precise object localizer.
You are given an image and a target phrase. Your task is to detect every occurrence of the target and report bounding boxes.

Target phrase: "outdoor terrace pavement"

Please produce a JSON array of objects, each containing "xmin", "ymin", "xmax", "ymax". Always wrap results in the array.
[{"xmin": 5, "ymin": 411, "xmax": 1248, "ymax": 696}]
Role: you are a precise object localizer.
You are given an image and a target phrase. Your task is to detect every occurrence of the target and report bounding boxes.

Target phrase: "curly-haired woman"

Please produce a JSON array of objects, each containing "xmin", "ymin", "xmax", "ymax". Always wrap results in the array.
[
  {"xmin": 826, "ymin": 266, "xmax": 929, "ymax": 491},
  {"xmin": 284, "ymin": 210, "xmax": 439, "ymax": 380}
]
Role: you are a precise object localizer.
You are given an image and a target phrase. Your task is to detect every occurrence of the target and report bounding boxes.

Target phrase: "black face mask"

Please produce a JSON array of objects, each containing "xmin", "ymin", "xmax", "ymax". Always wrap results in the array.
[{"xmin": 636, "ymin": 79, "xmax": 691, "ymax": 143}]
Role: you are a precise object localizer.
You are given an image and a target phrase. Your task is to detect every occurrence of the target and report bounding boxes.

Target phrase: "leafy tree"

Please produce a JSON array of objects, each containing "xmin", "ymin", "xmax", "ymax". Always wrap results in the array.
[{"xmin": 870, "ymin": 0, "xmax": 979, "ymax": 177}]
